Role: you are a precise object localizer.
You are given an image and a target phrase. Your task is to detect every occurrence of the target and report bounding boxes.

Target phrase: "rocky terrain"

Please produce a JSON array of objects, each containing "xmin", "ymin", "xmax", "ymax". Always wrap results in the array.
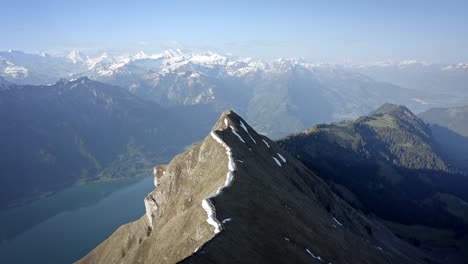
[{"xmin": 78, "ymin": 111, "xmax": 430, "ymax": 264}]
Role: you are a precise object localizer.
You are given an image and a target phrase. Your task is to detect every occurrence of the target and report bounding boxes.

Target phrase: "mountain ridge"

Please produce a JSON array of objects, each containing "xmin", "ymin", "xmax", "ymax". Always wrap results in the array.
[
  {"xmin": 0, "ymin": 77, "xmax": 217, "ymax": 208},
  {"xmin": 279, "ymin": 103, "xmax": 467, "ymax": 223},
  {"xmin": 278, "ymin": 103, "xmax": 468, "ymax": 261},
  {"xmin": 78, "ymin": 110, "xmax": 430, "ymax": 264},
  {"xmin": 3, "ymin": 49, "xmax": 466, "ymax": 138}
]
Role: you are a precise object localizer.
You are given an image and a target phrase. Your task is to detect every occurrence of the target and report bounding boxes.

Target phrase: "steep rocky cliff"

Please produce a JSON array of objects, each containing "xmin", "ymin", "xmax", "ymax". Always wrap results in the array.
[{"xmin": 78, "ymin": 111, "xmax": 429, "ymax": 264}]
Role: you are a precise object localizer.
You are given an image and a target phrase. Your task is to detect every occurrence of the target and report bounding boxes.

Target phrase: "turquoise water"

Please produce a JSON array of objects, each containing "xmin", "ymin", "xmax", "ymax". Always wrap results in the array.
[{"xmin": 0, "ymin": 177, "xmax": 154, "ymax": 264}]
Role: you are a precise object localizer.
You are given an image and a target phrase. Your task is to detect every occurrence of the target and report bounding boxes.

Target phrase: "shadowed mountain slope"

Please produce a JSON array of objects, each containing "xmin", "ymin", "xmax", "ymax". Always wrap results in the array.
[
  {"xmin": 0, "ymin": 77, "xmax": 217, "ymax": 208},
  {"xmin": 418, "ymin": 105, "xmax": 468, "ymax": 137},
  {"xmin": 279, "ymin": 104, "xmax": 468, "ymax": 262},
  {"xmin": 78, "ymin": 110, "xmax": 430, "ymax": 264},
  {"xmin": 418, "ymin": 106, "xmax": 468, "ymax": 171},
  {"xmin": 279, "ymin": 104, "xmax": 468, "ymax": 227}
]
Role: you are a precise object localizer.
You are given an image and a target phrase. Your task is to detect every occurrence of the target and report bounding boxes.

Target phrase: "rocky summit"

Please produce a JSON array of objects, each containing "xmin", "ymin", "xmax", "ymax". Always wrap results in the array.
[{"xmin": 78, "ymin": 110, "xmax": 429, "ymax": 264}]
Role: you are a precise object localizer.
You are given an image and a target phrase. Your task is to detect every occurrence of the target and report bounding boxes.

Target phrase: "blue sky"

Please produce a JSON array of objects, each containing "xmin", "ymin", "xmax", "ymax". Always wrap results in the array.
[{"xmin": 2, "ymin": 0, "xmax": 468, "ymax": 63}]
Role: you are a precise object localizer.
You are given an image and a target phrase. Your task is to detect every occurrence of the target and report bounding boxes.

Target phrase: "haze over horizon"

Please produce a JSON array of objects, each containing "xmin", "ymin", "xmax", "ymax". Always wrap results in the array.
[{"xmin": 2, "ymin": 0, "xmax": 468, "ymax": 63}]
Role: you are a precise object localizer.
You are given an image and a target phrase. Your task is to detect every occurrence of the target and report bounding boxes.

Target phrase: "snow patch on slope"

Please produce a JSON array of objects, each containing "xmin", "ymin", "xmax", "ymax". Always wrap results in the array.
[
  {"xmin": 306, "ymin": 249, "xmax": 324, "ymax": 262},
  {"xmin": 333, "ymin": 217, "xmax": 343, "ymax": 226},
  {"xmin": 240, "ymin": 121, "xmax": 256, "ymax": 144},
  {"xmin": 230, "ymin": 126, "xmax": 246, "ymax": 143},
  {"xmin": 277, "ymin": 153, "xmax": 286, "ymax": 163},
  {"xmin": 201, "ymin": 199, "xmax": 221, "ymax": 233},
  {"xmin": 273, "ymin": 156, "xmax": 282, "ymax": 167},
  {"xmin": 201, "ymin": 131, "xmax": 238, "ymax": 234}
]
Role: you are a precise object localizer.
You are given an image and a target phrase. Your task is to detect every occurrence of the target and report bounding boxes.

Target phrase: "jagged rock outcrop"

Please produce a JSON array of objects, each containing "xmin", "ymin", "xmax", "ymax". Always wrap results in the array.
[{"xmin": 77, "ymin": 110, "xmax": 429, "ymax": 264}]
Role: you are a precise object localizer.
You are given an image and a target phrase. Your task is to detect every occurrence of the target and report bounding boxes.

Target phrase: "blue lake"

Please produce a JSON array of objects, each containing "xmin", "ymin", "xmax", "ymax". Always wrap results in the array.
[{"xmin": 0, "ymin": 176, "xmax": 154, "ymax": 264}]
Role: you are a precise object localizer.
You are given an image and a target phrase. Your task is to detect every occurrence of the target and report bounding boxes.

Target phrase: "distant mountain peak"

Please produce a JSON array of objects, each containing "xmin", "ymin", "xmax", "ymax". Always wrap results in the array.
[
  {"xmin": 58, "ymin": 76, "xmax": 91, "ymax": 84},
  {"xmin": 54, "ymin": 76, "xmax": 99, "ymax": 90},
  {"xmin": 72, "ymin": 76, "xmax": 91, "ymax": 82},
  {"xmin": 66, "ymin": 50, "xmax": 85, "ymax": 64},
  {"xmin": 134, "ymin": 50, "xmax": 164, "ymax": 60},
  {"xmin": 371, "ymin": 103, "xmax": 413, "ymax": 116}
]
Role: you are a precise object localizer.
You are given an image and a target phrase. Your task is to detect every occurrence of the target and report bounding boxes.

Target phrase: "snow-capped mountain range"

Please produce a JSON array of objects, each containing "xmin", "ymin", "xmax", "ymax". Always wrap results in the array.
[
  {"xmin": 1, "ymin": 49, "xmax": 467, "ymax": 138},
  {"xmin": 2, "ymin": 49, "xmax": 467, "ymax": 84}
]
